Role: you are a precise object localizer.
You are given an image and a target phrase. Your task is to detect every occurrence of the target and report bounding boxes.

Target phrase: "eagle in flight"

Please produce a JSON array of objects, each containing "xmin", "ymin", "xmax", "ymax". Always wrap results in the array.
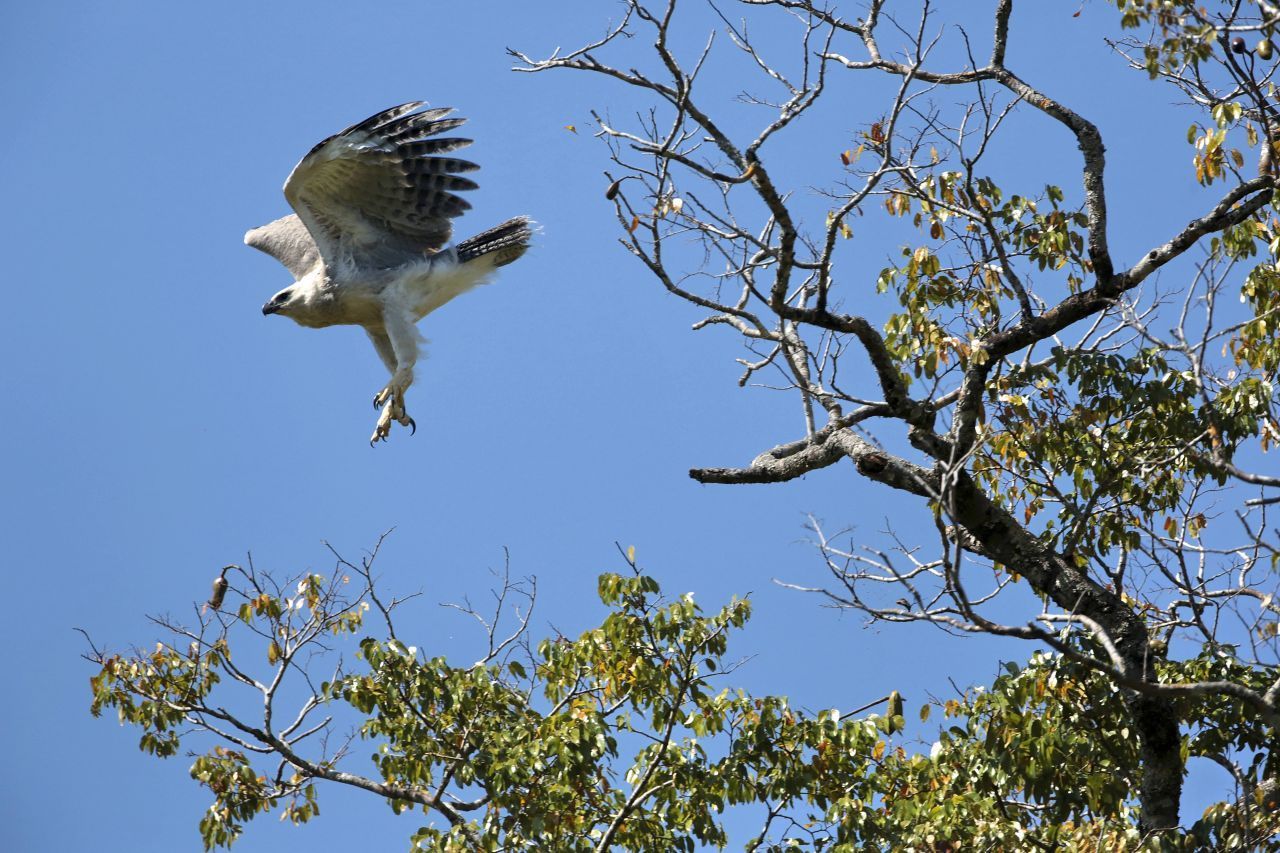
[{"xmin": 246, "ymin": 102, "xmax": 532, "ymax": 444}]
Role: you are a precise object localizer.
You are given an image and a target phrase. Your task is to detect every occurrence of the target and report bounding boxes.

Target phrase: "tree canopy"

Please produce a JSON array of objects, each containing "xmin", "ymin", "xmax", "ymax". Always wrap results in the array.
[{"xmin": 90, "ymin": 1, "xmax": 1280, "ymax": 849}]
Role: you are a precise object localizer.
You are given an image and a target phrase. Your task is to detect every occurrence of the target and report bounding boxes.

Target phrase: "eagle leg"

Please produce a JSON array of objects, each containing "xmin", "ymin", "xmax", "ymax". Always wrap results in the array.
[
  {"xmin": 369, "ymin": 387, "xmax": 416, "ymax": 445},
  {"xmin": 372, "ymin": 364, "xmax": 415, "ymax": 407},
  {"xmin": 368, "ymin": 317, "xmax": 418, "ymax": 444}
]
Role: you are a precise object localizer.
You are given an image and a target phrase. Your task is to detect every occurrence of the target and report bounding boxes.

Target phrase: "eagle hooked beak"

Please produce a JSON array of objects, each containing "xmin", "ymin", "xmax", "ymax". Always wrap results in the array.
[{"xmin": 263, "ymin": 289, "xmax": 292, "ymax": 315}]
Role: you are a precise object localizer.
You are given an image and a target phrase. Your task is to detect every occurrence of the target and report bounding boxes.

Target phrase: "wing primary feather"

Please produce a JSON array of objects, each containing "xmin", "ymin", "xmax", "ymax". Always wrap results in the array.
[
  {"xmin": 400, "ymin": 138, "xmax": 474, "ymax": 157},
  {"xmin": 343, "ymin": 101, "xmax": 428, "ymax": 136},
  {"xmin": 420, "ymin": 175, "xmax": 479, "ymax": 193},
  {"xmin": 383, "ymin": 117, "xmax": 468, "ymax": 144},
  {"xmin": 402, "ymin": 157, "xmax": 480, "ymax": 175}
]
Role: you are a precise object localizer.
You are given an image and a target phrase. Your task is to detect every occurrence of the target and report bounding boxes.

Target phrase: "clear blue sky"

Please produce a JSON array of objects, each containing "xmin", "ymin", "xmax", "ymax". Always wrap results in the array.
[{"xmin": 0, "ymin": 1, "xmax": 1237, "ymax": 849}]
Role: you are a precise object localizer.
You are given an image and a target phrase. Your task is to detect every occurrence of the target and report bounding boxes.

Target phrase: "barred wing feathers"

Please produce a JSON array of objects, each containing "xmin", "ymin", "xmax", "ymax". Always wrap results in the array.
[{"xmin": 282, "ymin": 102, "xmax": 480, "ymax": 271}]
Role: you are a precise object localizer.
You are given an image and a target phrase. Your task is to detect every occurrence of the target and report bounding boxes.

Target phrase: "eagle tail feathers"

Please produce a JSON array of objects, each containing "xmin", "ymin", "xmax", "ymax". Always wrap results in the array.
[{"xmin": 456, "ymin": 216, "xmax": 534, "ymax": 268}]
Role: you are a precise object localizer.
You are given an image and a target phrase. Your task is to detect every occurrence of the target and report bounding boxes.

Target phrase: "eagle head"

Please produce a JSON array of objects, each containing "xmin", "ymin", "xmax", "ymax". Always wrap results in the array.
[{"xmin": 262, "ymin": 287, "xmax": 297, "ymax": 316}]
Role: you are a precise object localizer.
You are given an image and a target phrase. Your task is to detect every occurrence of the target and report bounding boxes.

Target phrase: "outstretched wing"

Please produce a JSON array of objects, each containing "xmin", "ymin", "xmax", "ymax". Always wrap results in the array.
[
  {"xmin": 282, "ymin": 102, "xmax": 479, "ymax": 272},
  {"xmin": 244, "ymin": 214, "xmax": 321, "ymax": 279}
]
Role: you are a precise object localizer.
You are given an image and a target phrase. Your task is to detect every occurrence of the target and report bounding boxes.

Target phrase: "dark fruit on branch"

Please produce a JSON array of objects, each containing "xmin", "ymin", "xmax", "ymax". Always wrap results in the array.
[
  {"xmin": 208, "ymin": 575, "xmax": 228, "ymax": 610},
  {"xmin": 1231, "ymin": 36, "xmax": 1247, "ymax": 54}
]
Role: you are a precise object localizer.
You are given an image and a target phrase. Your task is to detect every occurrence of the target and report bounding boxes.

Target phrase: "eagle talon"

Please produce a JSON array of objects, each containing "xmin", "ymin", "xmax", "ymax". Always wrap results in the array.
[{"xmin": 407, "ymin": 417, "xmax": 417, "ymax": 436}]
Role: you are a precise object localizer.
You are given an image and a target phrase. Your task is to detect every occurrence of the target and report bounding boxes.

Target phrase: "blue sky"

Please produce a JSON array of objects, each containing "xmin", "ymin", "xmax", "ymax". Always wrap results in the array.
[{"xmin": 0, "ymin": 1, "xmax": 1244, "ymax": 849}]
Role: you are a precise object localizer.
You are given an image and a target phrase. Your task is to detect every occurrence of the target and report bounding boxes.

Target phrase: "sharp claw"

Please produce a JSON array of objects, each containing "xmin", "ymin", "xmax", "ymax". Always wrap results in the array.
[{"xmin": 407, "ymin": 417, "xmax": 416, "ymax": 436}]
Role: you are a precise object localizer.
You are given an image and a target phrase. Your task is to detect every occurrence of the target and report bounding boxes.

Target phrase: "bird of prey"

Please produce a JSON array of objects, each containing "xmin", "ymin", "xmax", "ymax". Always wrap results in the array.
[{"xmin": 246, "ymin": 102, "xmax": 532, "ymax": 444}]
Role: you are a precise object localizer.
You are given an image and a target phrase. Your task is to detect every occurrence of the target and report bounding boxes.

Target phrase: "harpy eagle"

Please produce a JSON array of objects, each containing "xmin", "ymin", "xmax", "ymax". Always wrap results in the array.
[{"xmin": 246, "ymin": 102, "xmax": 532, "ymax": 444}]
